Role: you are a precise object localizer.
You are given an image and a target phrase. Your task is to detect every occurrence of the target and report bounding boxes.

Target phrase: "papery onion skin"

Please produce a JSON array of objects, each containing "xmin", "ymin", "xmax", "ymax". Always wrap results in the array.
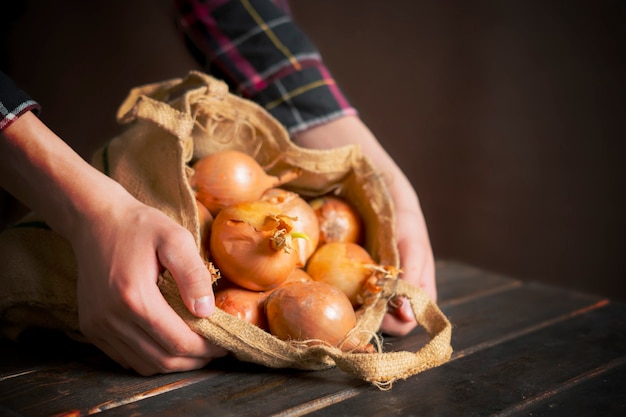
[
  {"xmin": 191, "ymin": 150, "xmax": 285, "ymax": 215},
  {"xmin": 265, "ymin": 280, "xmax": 357, "ymax": 350},
  {"xmin": 306, "ymin": 242, "xmax": 374, "ymax": 307},
  {"xmin": 209, "ymin": 201, "xmax": 299, "ymax": 291},
  {"xmin": 284, "ymin": 268, "xmax": 313, "ymax": 285},
  {"xmin": 262, "ymin": 188, "xmax": 320, "ymax": 267},
  {"xmin": 309, "ymin": 196, "xmax": 363, "ymax": 245},
  {"xmin": 264, "ymin": 267, "xmax": 312, "ymax": 298},
  {"xmin": 215, "ymin": 286, "xmax": 268, "ymax": 330}
]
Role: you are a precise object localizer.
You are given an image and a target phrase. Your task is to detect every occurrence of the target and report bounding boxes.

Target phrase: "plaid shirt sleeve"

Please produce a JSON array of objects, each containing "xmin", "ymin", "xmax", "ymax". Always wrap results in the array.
[
  {"xmin": 0, "ymin": 71, "xmax": 41, "ymax": 131},
  {"xmin": 173, "ymin": 0, "xmax": 357, "ymax": 135}
]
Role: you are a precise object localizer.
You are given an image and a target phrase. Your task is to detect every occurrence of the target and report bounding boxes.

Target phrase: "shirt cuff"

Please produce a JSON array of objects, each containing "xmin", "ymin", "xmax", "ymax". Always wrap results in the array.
[
  {"xmin": 250, "ymin": 62, "xmax": 358, "ymax": 135},
  {"xmin": 0, "ymin": 72, "xmax": 41, "ymax": 131},
  {"xmin": 174, "ymin": 0, "xmax": 357, "ymax": 136}
]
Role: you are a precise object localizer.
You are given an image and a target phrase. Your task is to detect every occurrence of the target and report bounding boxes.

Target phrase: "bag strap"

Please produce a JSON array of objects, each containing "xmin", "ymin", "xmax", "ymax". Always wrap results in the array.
[{"xmin": 327, "ymin": 279, "xmax": 453, "ymax": 388}]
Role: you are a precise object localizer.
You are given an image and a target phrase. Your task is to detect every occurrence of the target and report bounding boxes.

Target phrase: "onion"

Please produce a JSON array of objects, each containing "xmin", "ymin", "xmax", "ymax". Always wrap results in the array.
[
  {"xmin": 309, "ymin": 196, "xmax": 363, "ymax": 245},
  {"xmin": 209, "ymin": 200, "xmax": 301, "ymax": 291},
  {"xmin": 264, "ymin": 268, "xmax": 312, "ymax": 299},
  {"xmin": 306, "ymin": 242, "xmax": 375, "ymax": 307},
  {"xmin": 265, "ymin": 280, "xmax": 363, "ymax": 351},
  {"xmin": 284, "ymin": 268, "xmax": 313, "ymax": 284},
  {"xmin": 214, "ymin": 286, "xmax": 268, "ymax": 329},
  {"xmin": 190, "ymin": 150, "xmax": 300, "ymax": 215},
  {"xmin": 261, "ymin": 188, "xmax": 320, "ymax": 267}
]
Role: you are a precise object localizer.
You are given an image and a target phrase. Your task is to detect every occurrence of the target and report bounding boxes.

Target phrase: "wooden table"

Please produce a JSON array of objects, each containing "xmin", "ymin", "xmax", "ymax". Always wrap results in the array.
[{"xmin": 1, "ymin": 261, "xmax": 625, "ymax": 416}]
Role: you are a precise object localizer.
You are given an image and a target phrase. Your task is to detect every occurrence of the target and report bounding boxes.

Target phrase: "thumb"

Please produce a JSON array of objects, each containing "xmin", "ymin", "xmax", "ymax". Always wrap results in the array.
[{"xmin": 158, "ymin": 232, "xmax": 216, "ymax": 318}]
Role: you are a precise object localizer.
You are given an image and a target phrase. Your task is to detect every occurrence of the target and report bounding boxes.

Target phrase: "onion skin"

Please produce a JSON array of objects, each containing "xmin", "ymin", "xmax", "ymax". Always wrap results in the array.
[
  {"xmin": 265, "ymin": 281, "xmax": 358, "ymax": 350},
  {"xmin": 191, "ymin": 150, "xmax": 297, "ymax": 215},
  {"xmin": 309, "ymin": 196, "xmax": 363, "ymax": 245},
  {"xmin": 262, "ymin": 188, "xmax": 320, "ymax": 267},
  {"xmin": 215, "ymin": 286, "xmax": 268, "ymax": 330},
  {"xmin": 264, "ymin": 268, "xmax": 312, "ymax": 299},
  {"xmin": 284, "ymin": 268, "xmax": 313, "ymax": 285},
  {"xmin": 306, "ymin": 242, "xmax": 375, "ymax": 307},
  {"xmin": 209, "ymin": 201, "xmax": 299, "ymax": 291}
]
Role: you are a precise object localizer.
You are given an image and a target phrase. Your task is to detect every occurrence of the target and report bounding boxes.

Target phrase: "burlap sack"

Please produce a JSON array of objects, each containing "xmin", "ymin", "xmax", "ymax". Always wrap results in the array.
[{"xmin": 0, "ymin": 71, "xmax": 452, "ymax": 388}]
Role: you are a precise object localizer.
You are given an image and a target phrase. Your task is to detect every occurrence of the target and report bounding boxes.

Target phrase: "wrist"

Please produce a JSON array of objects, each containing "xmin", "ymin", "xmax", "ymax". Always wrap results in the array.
[{"xmin": 0, "ymin": 111, "xmax": 130, "ymax": 239}]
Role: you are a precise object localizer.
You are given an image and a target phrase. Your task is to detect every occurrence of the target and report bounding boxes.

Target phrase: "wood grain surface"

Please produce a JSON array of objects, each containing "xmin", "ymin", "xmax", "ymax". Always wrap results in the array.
[{"xmin": 1, "ymin": 261, "xmax": 624, "ymax": 417}]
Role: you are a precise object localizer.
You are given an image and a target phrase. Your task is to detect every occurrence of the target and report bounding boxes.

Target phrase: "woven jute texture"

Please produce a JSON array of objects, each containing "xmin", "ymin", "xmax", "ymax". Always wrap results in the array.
[{"xmin": 0, "ymin": 71, "xmax": 452, "ymax": 388}]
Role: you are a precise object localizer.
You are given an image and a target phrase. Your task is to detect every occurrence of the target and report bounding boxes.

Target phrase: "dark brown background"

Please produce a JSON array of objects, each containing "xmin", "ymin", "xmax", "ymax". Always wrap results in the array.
[{"xmin": 2, "ymin": 0, "xmax": 625, "ymax": 301}]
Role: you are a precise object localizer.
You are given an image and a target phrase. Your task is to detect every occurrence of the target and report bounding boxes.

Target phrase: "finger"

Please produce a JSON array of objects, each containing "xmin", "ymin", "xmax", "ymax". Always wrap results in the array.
[
  {"xmin": 133, "ymin": 283, "xmax": 227, "ymax": 359},
  {"xmin": 157, "ymin": 228, "xmax": 216, "ymax": 318},
  {"xmin": 396, "ymin": 232, "xmax": 437, "ymax": 302},
  {"xmin": 94, "ymin": 308, "xmax": 224, "ymax": 375},
  {"xmin": 380, "ymin": 311, "xmax": 418, "ymax": 336},
  {"xmin": 96, "ymin": 332, "xmax": 213, "ymax": 376},
  {"xmin": 118, "ymin": 323, "xmax": 215, "ymax": 375},
  {"xmin": 388, "ymin": 296, "xmax": 415, "ymax": 322}
]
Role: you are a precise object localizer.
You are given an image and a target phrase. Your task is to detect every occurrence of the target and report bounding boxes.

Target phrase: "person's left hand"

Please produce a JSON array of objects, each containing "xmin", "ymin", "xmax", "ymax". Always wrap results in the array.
[{"xmin": 295, "ymin": 115, "xmax": 436, "ymax": 337}]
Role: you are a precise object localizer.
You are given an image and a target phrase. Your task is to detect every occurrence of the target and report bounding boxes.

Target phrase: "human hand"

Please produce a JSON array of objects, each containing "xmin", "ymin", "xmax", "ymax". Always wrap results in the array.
[
  {"xmin": 294, "ymin": 116, "xmax": 436, "ymax": 336},
  {"xmin": 0, "ymin": 111, "xmax": 226, "ymax": 375},
  {"xmin": 380, "ymin": 205, "xmax": 436, "ymax": 336},
  {"xmin": 71, "ymin": 189, "xmax": 227, "ymax": 375}
]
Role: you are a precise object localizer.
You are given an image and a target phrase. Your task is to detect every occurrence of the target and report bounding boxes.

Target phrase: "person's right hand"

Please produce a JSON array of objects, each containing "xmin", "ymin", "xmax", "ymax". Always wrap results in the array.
[{"xmin": 71, "ymin": 190, "xmax": 228, "ymax": 375}]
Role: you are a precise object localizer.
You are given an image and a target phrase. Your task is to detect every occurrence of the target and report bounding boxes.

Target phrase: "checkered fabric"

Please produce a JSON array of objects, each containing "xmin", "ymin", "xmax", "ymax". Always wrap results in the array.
[
  {"xmin": 174, "ymin": 0, "xmax": 357, "ymax": 135},
  {"xmin": 0, "ymin": 71, "xmax": 41, "ymax": 131}
]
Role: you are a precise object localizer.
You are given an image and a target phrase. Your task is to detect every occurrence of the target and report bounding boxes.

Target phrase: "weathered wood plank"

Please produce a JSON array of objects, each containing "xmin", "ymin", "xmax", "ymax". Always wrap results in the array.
[
  {"xmin": 80, "ymin": 283, "xmax": 607, "ymax": 416},
  {"xmin": 0, "ymin": 363, "xmax": 221, "ymax": 417},
  {"xmin": 0, "ymin": 330, "xmax": 99, "ymax": 377},
  {"xmin": 434, "ymin": 261, "xmax": 523, "ymax": 308},
  {"xmin": 497, "ymin": 357, "xmax": 626, "ymax": 416},
  {"xmin": 386, "ymin": 281, "xmax": 604, "ymax": 354},
  {"xmin": 304, "ymin": 302, "xmax": 626, "ymax": 417},
  {"xmin": 0, "ymin": 261, "xmax": 478, "ymax": 416},
  {"xmin": 97, "ymin": 364, "xmax": 366, "ymax": 417},
  {"xmin": 1, "ymin": 264, "xmax": 621, "ymax": 417},
  {"xmin": 0, "ymin": 330, "xmax": 228, "ymax": 417}
]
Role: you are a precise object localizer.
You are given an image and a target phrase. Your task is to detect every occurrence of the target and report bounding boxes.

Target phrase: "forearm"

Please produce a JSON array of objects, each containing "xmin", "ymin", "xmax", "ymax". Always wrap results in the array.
[{"xmin": 0, "ymin": 111, "xmax": 127, "ymax": 238}]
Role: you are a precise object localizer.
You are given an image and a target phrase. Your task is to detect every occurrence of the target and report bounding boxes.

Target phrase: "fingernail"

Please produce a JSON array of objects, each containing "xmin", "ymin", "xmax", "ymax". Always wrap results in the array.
[
  {"xmin": 194, "ymin": 296, "xmax": 214, "ymax": 317},
  {"xmin": 402, "ymin": 300, "xmax": 415, "ymax": 320},
  {"xmin": 389, "ymin": 296, "xmax": 403, "ymax": 310}
]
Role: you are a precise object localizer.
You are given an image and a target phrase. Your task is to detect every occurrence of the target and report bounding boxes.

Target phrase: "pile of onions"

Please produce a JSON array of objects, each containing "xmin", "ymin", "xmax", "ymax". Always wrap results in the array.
[
  {"xmin": 309, "ymin": 196, "xmax": 363, "ymax": 245},
  {"xmin": 188, "ymin": 150, "xmax": 382, "ymax": 352},
  {"xmin": 214, "ymin": 268, "xmax": 313, "ymax": 329}
]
